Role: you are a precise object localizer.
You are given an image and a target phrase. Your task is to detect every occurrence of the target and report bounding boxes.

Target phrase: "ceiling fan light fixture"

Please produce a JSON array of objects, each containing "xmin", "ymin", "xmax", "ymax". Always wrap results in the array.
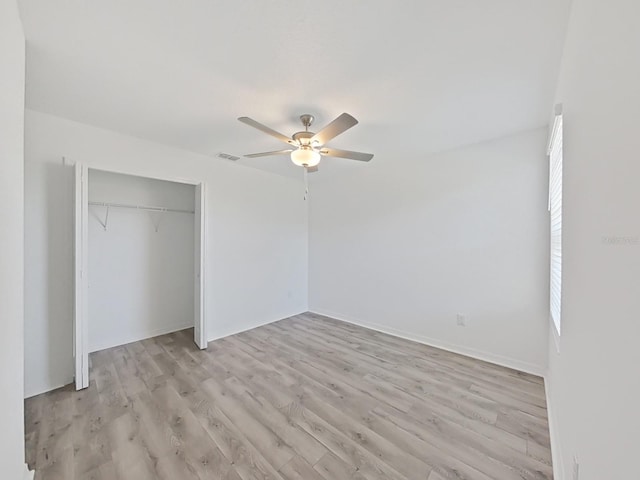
[
  {"xmin": 238, "ymin": 112, "xmax": 372, "ymax": 167},
  {"xmin": 290, "ymin": 146, "xmax": 321, "ymax": 167}
]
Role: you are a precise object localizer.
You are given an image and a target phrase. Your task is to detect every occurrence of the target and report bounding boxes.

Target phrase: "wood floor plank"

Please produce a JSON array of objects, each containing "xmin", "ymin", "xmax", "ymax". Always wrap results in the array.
[
  {"xmin": 313, "ymin": 451, "xmax": 370, "ymax": 480},
  {"xmin": 278, "ymin": 455, "xmax": 327, "ymax": 480},
  {"xmin": 284, "ymin": 401, "xmax": 408, "ymax": 480},
  {"xmin": 189, "ymin": 395, "xmax": 285, "ymax": 480},
  {"xmin": 265, "ymin": 319, "xmax": 505, "ymax": 423},
  {"xmin": 296, "ymin": 393, "xmax": 433, "ymax": 479},
  {"xmin": 25, "ymin": 314, "xmax": 554, "ymax": 479},
  {"xmin": 302, "ymin": 313, "xmax": 545, "ymax": 393},
  {"xmin": 223, "ymin": 376, "xmax": 328, "ymax": 466},
  {"xmin": 72, "ymin": 429, "xmax": 111, "ymax": 478},
  {"xmin": 201, "ymin": 376, "xmax": 297, "ymax": 471},
  {"xmin": 75, "ymin": 461, "xmax": 117, "ymax": 480},
  {"xmin": 371, "ymin": 406, "xmax": 551, "ymax": 480},
  {"xmin": 34, "ymin": 446, "xmax": 74, "ymax": 480},
  {"xmin": 164, "ymin": 406, "xmax": 238, "ymax": 479}
]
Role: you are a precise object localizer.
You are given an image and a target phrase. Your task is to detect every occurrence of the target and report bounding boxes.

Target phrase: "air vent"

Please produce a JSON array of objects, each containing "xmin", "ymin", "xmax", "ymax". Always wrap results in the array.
[{"xmin": 217, "ymin": 153, "xmax": 240, "ymax": 161}]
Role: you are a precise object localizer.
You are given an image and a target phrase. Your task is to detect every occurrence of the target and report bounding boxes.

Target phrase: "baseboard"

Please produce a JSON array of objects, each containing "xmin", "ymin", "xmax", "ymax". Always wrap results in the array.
[
  {"xmin": 26, "ymin": 323, "xmax": 194, "ymax": 398},
  {"xmin": 25, "ymin": 376, "xmax": 74, "ymax": 399},
  {"xmin": 25, "ymin": 312, "xmax": 307, "ymax": 398},
  {"xmin": 544, "ymin": 374, "xmax": 564, "ymax": 480},
  {"xmin": 309, "ymin": 309, "xmax": 545, "ymax": 377},
  {"xmin": 24, "ymin": 464, "xmax": 34, "ymax": 480},
  {"xmin": 207, "ymin": 310, "xmax": 308, "ymax": 344},
  {"xmin": 89, "ymin": 322, "xmax": 194, "ymax": 353}
]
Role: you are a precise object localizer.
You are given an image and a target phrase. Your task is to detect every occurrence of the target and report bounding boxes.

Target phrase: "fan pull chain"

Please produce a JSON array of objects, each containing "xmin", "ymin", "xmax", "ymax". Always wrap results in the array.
[{"xmin": 303, "ymin": 167, "xmax": 309, "ymax": 201}]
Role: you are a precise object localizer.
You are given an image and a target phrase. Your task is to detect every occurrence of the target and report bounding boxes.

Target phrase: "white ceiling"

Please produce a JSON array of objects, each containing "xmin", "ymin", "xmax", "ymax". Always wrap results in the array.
[{"xmin": 19, "ymin": 0, "xmax": 571, "ymax": 179}]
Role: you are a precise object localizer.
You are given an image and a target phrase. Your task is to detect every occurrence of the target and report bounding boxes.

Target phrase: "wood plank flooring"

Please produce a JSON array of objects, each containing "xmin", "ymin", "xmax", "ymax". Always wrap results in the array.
[{"xmin": 25, "ymin": 313, "xmax": 553, "ymax": 480}]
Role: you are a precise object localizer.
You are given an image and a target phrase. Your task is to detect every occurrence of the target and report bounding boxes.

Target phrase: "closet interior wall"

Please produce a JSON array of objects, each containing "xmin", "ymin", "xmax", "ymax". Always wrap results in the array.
[{"xmin": 88, "ymin": 169, "xmax": 195, "ymax": 352}]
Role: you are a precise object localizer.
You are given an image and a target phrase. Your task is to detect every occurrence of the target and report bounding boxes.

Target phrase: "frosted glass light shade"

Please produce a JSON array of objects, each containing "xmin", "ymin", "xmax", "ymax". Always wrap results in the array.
[{"xmin": 290, "ymin": 146, "xmax": 321, "ymax": 167}]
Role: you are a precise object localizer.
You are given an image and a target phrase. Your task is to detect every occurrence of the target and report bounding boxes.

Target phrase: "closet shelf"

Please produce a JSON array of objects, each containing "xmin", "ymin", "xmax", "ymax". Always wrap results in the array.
[
  {"xmin": 89, "ymin": 201, "xmax": 194, "ymax": 232},
  {"xmin": 89, "ymin": 201, "xmax": 194, "ymax": 214}
]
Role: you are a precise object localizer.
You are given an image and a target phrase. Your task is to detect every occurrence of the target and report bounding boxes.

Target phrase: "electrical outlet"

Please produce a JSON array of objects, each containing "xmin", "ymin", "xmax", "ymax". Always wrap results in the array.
[
  {"xmin": 456, "ymin": 313, "xmax": 466, "ymax": 327},
  {"xmin": 572, "ymin": 455, "xmax": 579, "ymax": 480}
]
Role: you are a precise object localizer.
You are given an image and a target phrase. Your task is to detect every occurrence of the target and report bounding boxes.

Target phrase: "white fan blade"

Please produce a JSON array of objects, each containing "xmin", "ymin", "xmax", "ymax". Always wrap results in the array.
[
  {"xmin": 311, "ymin": 113, "xmax": 358, "ymax": 145},
  {"xmin": 238, "ymin": 117, "xmax": 296, "ymax": 146},
  {"xmin": 244, "ymin": 149, "xmax": 293, "ymax": 158},
  {"xmin": 320, "ymin": 148, "xmax": 373, "ymax": 162}
]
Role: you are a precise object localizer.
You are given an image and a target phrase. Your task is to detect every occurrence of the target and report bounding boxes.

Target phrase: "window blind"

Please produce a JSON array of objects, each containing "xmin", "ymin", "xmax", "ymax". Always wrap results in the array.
[{"xmin": 548, "ymin": 115, "xmax": 563, "ymax": 335}]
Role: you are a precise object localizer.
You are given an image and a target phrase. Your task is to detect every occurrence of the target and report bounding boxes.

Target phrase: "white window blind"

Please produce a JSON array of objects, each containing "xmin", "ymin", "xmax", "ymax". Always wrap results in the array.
[{"xmin": 548, "ymin": 115, "xmax": 563, "ymax": 335}]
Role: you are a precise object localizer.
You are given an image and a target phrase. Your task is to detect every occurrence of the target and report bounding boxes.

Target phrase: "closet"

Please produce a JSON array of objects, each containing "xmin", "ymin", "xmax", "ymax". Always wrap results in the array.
[
  {"xmin": 89, "ymin": 169, "xmax": 196, "ymax": 351},
  {"xmin": 72, "ymin": 165, "xmax": 206, "ymax": 389}
]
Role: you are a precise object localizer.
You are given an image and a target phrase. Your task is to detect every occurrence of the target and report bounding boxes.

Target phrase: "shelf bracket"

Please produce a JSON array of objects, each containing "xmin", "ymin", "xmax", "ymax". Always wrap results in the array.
[
  {"xmin": 147, "ymin": 209, "xmax": 166, "ymax": 233},
  {"xmin": 90, "ymin": 205, "xmax": 110, "ymax": 231}
]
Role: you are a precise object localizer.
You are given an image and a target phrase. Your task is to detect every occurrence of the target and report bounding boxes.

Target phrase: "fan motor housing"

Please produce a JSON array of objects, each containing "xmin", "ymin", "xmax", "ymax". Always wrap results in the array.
[{"xmin": 292, "ymin": 131, "xmax": 315, "ymax": 146}]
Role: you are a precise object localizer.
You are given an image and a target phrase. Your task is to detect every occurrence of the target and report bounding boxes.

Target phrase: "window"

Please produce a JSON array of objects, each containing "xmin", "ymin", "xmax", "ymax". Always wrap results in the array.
[{"xmin": 548, "ymin": 113, "xmax": 563, "ymax": 335}]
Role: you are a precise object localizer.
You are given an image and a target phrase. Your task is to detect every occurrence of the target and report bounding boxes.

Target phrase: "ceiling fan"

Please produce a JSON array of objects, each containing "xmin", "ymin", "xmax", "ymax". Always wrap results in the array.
[{"xmin": 238, "ymin": 113, "xmax": 373, "ymax": 172}]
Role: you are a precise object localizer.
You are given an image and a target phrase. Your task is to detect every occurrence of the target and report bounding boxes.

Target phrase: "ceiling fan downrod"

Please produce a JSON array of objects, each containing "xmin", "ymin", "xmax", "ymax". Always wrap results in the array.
[{"xmin": 299, "ymin": 114, "xmax": 314, "ymax": 131}]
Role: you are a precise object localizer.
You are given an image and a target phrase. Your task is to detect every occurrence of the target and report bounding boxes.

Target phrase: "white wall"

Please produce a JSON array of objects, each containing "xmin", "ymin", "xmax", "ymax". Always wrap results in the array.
[
  {"xmin": 310, "ymin": 129, "xmax": 550, "ymax": 374},
  {"xmin": 0, "ymin": 0, "xmax": 27, "ymax": 477},
  {"xmin": 24, "ymin": 110, "xmax": 308, "ymax": 397},
  {"xmin": 546, "ymin": 0, "xmax": 640, "ymax": 478},
  {"xmin": 88, "ymin": 170, "xmax": 195, "ymax": 352}
]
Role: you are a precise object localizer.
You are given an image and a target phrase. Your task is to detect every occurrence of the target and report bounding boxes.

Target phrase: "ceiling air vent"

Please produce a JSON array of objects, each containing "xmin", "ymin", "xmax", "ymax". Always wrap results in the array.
[{"xmin": 217, "ymin": 152, "xmax": 240, "ymax": 161}]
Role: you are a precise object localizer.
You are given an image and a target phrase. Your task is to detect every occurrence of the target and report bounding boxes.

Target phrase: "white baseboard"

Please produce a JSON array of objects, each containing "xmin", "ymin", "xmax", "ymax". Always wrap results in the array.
[
  {"xmin": 25, "ymin": 311, "xmax": 308, "ymax": 398},
  {"xmin": 25, "ymin": 376, "xmax": 74, "ymax": 399},
  {"xmin": 309, "ymin": 309, "xmax": 546, "ymax": 377},
  {"xmin": 89, "ymin": 322, "xmax": 194, "ymax": 353},
  {"xmin": 310, "ymin": 310, "xmax": 561, "ymax": 472},
  {"xmin": 207, "ymin": 310, "xmax": 307, "ymax": 344},
  {"xmin": 544, "ymin": 374, "xmax": 564, "ymax": 480},
  {"xmin": 28, "ymin": 322, "xmax": 196, "ymax": 398},
  {"xmin": 24, "ymin": 464, "xmax": 34, "ymax": 480}
]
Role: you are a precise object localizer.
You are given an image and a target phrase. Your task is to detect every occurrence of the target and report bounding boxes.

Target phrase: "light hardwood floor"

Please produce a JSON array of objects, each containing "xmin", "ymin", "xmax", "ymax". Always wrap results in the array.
[{"xmin": 25, "ymin": 313, "xmax": 553, "ymax": 480}]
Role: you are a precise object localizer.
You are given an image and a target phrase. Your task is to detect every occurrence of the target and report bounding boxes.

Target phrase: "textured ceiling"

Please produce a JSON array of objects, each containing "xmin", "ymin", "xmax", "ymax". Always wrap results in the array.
[{"xmin": 19, "ymin": 0, "xmax": 571, "ymax": 179}]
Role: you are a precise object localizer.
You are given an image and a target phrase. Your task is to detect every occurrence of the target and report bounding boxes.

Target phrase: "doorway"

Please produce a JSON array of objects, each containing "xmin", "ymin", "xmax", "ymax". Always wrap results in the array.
[{"xmin": 73, "ymin": 164, "xmax": 206, "ymax": 390}]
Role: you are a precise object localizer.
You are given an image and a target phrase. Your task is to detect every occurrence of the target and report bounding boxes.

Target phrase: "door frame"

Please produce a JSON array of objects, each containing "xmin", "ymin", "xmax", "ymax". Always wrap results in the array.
[
  {"xmin": 73, "ymin": 164, "xmax": 208, "ymax": 390},
  {"xmin": 73, "ymin": 163, "xmax": 89, "ymax": 390}
]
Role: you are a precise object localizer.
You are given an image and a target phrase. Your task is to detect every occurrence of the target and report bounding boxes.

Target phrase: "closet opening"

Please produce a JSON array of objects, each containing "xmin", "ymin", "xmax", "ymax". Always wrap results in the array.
[{"xmin": 73, "ymin": 165, "xmax": 206, "ymax": 390}]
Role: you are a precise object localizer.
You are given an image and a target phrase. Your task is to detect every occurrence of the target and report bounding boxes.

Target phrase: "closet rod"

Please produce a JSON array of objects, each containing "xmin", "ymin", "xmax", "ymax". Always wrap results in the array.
[{"xmin": 88, "ymin": 201, "xmax": 194, "ymax": 214}]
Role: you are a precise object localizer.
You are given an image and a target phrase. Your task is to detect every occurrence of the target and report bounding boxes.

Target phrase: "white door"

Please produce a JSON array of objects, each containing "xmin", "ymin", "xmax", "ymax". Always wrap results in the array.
[
  {"xmin": 194, "ymin": 183, "xmax": 206, "ymax": 349},
  {"xmin": 73, "ymin": 162, "xmax": 89, "ymax": 389}
]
